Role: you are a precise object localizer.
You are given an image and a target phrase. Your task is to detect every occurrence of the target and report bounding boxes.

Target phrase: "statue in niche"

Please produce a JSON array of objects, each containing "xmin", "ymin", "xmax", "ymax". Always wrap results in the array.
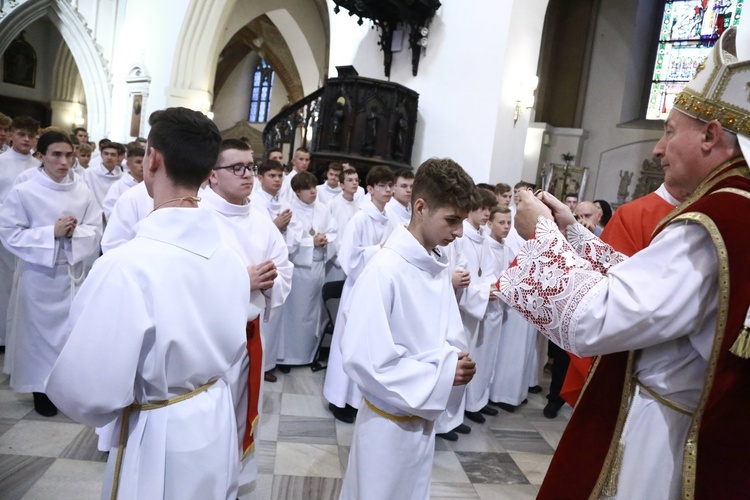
[
  {"xmin": 363, "ymin": 106, "xmax": 379, "ymax": 155},
  {"xmin": 394, "ymin": 112, "xmax": 408, "ymax": 160},
  {"xmin": 329, "ymin": 97, "xmax": 346, "ymax": 148},
  {"xmin": 617, "ymin": 170, "xmax": 634, "ymax": 204}
]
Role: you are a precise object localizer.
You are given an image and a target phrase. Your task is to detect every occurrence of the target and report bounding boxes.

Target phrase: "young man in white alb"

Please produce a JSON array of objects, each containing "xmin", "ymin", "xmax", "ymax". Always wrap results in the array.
[
  {"xmin": 84, "ymin": 142, "xmax": 123, "ymax": 208},
  {"xmin": 202, "ymin": 138, "xmax": 293, "ymax": 482},
  {"xmin": 47, "ymin": 107, "xmax": 252, "ymax": 499},
  {"xmin": 339, "ymin": 158, "xmax": 478, "ymax": 499},
  {"xmin": 102, "ymin": 145, "xmax": 145, "ymax": 220},
  {"xmin": 385, "ymin": 168, "xmax": 414, "ymax": 226},
  {"xmin": 316, "ymin": 161, "xmax": 343, "ymax": 204},
  {"xmin": 0, "ymin": 116, "xmax": 41, "ymax": 351},
  {"xmin": 323, "ymin": 165, "xmax": 397, "ymax": 423},
  {"xmin": 0, "ymin": 131, "xmax": 101, "ymax": 416},
  {"xmin": 279, "ymin": 147, "xmax": 310, "ymax": 202}
]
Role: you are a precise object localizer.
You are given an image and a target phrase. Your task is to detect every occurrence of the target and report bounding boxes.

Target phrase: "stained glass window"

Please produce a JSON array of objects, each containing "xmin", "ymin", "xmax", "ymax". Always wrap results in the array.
[
  {"xmin": 249, "ymin": 59, "xmax": 275, "ymax": 123},
  {"xmin": 646, "ymin": 0, "xmax": 743, "ymax": 120}
]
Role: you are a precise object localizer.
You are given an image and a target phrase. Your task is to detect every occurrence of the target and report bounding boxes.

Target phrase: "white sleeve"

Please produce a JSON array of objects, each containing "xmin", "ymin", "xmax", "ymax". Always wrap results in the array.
[{"xmin": 0, "ymin": 188, "xmax": 58, "ymax": 267}]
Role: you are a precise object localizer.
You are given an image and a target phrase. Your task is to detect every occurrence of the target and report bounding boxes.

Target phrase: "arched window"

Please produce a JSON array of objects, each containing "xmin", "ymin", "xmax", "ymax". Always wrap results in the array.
[
  {"xmin": 646, "ymin": 0, "xmax": 743, "ymax": 120},
  {"xmin": 249, "ymin": 59, "xmax": 275, "ymax": 123}
]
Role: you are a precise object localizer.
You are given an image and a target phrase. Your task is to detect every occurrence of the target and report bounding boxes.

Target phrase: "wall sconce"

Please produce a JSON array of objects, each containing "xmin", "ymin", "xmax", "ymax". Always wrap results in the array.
[
  {"xmin": 72, "ymin": 110, "xmax": 85, "ymax": 127},
  {"xmin": 513, "ymin": 76, "xmax": 539, "ymax": 127}
]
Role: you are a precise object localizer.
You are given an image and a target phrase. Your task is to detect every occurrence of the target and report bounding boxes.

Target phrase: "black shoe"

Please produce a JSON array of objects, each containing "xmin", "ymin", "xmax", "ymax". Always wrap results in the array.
[
  {"xmin": 522, "ymin": 399, "xmax": 528, "ymax": 404},
  {"xmin": 543, "ymin": 401, "xmax": 563, "ymax": 419},
  {"xmin": 329, "ymin": 403, "xmax": 354, "ymax": 423},
  {"xmin": 464, "ymin": 410, "xmax": 486, "ymax": 424},
  {"xmin": 493, "ymin": 401, "xmax": 516, "ymax": 413},
  {"xmin": 264, "ymin": 371, "xmax": 277, "ymax": 382},
  {"xmin": 277, "ymin": 364, "xmax": 291, "ymax": 374},
  {"xmin": 479, "ymin": 405, "xmax": 498, "ymax": 416},
  {"xmin": 528, "ymin": 385, "xmax": 543, "ymax": 394},
  {"xmin": 453, "ymin": 423, "xmax": 471, "ymax": 434},
  {"xmin": 436, "ymin": 431, "xmax": 458, "ymax": 441},
  {"xmin": 33, "ymin": 392, "xmax": 58, "ymax": 417},
  {"xmin": 344, "ymin": 404, "xmax": 358, "ymax": 418}
]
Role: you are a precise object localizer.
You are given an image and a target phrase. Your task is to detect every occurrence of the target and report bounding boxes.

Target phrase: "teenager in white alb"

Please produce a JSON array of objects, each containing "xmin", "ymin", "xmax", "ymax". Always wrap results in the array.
[
  {"xmin": 316, "ymin": 161, "xmax": 343, "ymax": 204},
  {"xmin": 385, "ymin": 168, "xmax": 414, "ymax": 226},
  {"xmin": 83, "ymin": 142, "xmax": 123, "ymax": 208},
  {"xmin": 249, "ymin": 159, "xmax": 293, "ymax": 382},
  {"xmin": 0, "ymin": 131, "xmax": 102, "ymax": 416},
  {"xmin": 279, "ymin": 147, "xmax": 310, "ymax": 202},
  {"xmin": 0, "ymin": 116, "xmax": 40, "ymax": 349},
  {"xmin": 323, "ymin": 165, "xmax": 396, "ymax": 423},
  {"xmin": 448, "ymin": 189, "xmax": 500, "ymax": 424},
  {"xmin": 339, "ymin": 158, "xmax": 478, "ymax": 500},
  {"xmin": 277, "ymin": 171, "xmax": 337, "ymax": 367},
  {"xmin": 47, "ymin": 107, "xmax": 252, "ymax": 500},
  {"xmin": 326, "ymin": 167, "xmax": 362, "ymax": 282},
  {"xmin": 101, "ymin": 145, "xmax": 144, "ymax": 220}
]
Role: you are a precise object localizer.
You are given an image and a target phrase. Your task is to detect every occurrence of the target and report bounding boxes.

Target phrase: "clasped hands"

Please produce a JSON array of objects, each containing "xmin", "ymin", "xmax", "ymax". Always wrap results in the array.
[{"xmin": 514, "ymin": 189, "xmax": 577, "ymax": 240}]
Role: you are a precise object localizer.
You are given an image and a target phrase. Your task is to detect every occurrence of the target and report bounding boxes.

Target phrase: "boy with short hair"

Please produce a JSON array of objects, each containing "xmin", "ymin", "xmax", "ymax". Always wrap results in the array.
[
  {"xmin": 84, "ymin": 141, "xmax": 123, "ymax": 208},
  {"xmin": 339, "ymin": 158, "xmax": 479, "ymax": 499},
  {"xmin": 494, "ymin": 183, "xmax": 512, "ymax": 207},
  {"xmin": 250, "ymin": 159, "xmax": 293, "ymax": 234},
  {"xmin": 77, "ymin": 143, "xmax": 92, "ymax": 169},
  {"xmin": 386, "ymin": 168, "xmax": 414, "ymax": 226},
  {"xmin": 102, "ymin": 145, "xmax": 145, "ymax": 220},
  {"xmin": 47, "ymin": 107, "xmax": 252, "ymax": 499},
  {"xmin": 324, "ymin": 165, "xmax": 397, "ymax": 423},
  {"xmin": 448, "ymin": 188, "xmax": 500, "ymax": 424},
  {"xmin": 326, "ymin": 167, "xmax": 361, "ymax": 282},
  {"xmin": 316, "ymin": 162, "xmax": 343, "ymax": 204},
  {"xmin": 0, "ymin": 116, "xmax": 40, "ymax": 350},
  {"xmin": 276, "ymin": 171, "xmax": 337, "ymax": 367}
]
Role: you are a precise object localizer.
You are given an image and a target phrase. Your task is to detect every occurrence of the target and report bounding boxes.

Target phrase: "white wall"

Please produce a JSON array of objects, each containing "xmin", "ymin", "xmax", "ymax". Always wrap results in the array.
[
  {"xmin": 105, "ymin": 0, "xmax": 190, "ymax": 141},
  {"xmin": 327, "ymin": 0, "xmax": 548, "ymax": 185},
  {"xmin": 213, "ymin": 52, "xmax": 257, "ymax": 132},
  {"xmin": 578, "ymin": 0, "xmax": 663, "ymax": 201}
]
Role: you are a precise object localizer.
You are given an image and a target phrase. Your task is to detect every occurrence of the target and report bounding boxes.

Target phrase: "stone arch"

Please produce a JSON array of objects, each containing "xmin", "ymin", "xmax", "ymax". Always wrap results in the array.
[
  {"xmin": 0, "ymin": 0, "xmax": 111, "ymax": 137},
  {"xmin": 52, "ymin": 44, "xmax": 85, "ymax": 103},
  {"xmin": 169, "ymin": 0, "xmax": 329, "ymax": 109}
]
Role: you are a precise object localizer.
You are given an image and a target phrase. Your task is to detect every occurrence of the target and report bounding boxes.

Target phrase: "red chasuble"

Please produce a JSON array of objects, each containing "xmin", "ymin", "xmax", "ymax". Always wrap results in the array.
[
  {"xmin": 560, "ymin": 191, "xmax": 677, "ymax": 406},
  {"xmin": 242, "ymin": 318, "xmax": 263, "ymax": 456},
  {"xmin": 540, "ymin": 159, "xmax": 750, "ymax": 499}
]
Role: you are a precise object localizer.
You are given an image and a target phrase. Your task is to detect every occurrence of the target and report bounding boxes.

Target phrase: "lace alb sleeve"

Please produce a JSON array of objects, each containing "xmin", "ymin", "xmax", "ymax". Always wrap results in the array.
[
  {"xmin": 566, "ymin": 222, "xmax": 627, "ymax": 275},
  {"xmin": 498, "ymin": 217, "xmax": 607, "ymax": 352}
]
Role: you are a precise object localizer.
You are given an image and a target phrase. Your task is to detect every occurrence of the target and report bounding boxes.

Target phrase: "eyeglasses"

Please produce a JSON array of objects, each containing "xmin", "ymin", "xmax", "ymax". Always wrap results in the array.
[{"xmin": 214, "ymin": 163, "xmax": 257, "ymax": 176}]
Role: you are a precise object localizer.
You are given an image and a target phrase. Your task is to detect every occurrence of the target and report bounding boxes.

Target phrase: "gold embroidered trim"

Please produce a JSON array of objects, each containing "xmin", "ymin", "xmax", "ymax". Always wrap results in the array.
[
  {"xmin": 589, "ymin": 352, "xmax": 635, "ymax": 499},
  {"xmin": 364, "ymin": 399, "xmax": 422, "ymax": 422},
  {"xmin": 110, "ymin": 380, "xmax": 218, "ymax": 500},
  {"xmin": 673, "ymin": 90, "xmax": 750, "ymax": 137},
  {"xmin": 668, "ymin": 212, "xmax": 729, "ymax": 500}
]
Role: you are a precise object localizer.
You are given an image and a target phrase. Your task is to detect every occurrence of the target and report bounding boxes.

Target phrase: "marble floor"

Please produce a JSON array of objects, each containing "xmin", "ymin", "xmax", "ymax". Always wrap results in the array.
[{"xmin": 0, "ymin": 350, "xmax": 572, "ymax": 500}]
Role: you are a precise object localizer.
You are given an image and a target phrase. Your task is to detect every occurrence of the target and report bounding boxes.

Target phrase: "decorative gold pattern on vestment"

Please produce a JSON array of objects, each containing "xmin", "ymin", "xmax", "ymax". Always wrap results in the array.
[
  {"xmin": 589, "ymin": 352, "xmax": 635, "ymax": 499},
  {"xmin": 364, "ymin": 399, "xmax": 422, "ymax": 422},
  {"xmin": 667, "ymin": 212, "xmax": 729, "ymax": 500},
  {"xmin": 110, "ymin": 380, "xmax": 218, "ymax": 500}
]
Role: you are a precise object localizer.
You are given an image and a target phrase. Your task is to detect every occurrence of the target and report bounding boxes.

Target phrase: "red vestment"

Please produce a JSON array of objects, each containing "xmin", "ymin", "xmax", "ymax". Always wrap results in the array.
[
  {"xmin": 540, "ymin": 159, "xmax": 750, "ymax": 499},
  {"xmin": 242, "ymin": 318, "xmax": 263, "ymax": 456}
]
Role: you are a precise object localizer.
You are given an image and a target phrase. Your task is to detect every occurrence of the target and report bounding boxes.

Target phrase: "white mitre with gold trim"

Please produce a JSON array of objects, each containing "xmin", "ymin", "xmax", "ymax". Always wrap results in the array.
[{"xmin": 672, "ymin": 24, "xmax": 750, "ymax": 158}]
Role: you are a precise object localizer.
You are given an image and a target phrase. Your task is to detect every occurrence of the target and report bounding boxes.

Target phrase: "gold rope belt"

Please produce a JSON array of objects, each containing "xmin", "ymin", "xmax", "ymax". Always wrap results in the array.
[
  {"xmin": 364, "ymin": 398, "xmax": 422, "ymax": 422},
  {"xmin": 110, "ymin": 379, "xmax": 218, "ymax": 500},
  {"xmin": 633, "ymin": 377, "xmax": 695, "ymax": 417}
]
